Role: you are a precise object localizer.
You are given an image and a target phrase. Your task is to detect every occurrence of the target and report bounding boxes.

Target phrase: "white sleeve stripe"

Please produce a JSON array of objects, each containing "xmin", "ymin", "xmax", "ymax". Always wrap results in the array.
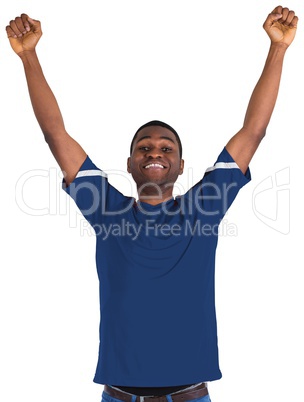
[
  {"xmin": 205, "ymin": 162, "xmax": 240, "ymax": 172},
  {"xmin": 75, "ymin": 169, "xmax": 107, "ymax": 178}
]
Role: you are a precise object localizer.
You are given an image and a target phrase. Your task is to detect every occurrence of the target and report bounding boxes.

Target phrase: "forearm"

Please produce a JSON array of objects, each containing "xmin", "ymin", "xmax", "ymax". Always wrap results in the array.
[
  {"xmin": 19, "ymin": 49, "xmax": 66, "ymax": 140},
  {"xmin": 243, "ymin": 42, "xmax": 287, "ymax": 136}
]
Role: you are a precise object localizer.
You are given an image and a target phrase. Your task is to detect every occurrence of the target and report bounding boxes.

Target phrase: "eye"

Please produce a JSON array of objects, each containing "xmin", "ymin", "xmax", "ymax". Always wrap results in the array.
[
  {"xmin": 162, "ymin": 147, "xmax": 172, "ymax": 152},
  {"xmin": 139, "ymin": 146, "xmax": 150, "ymax": 151}
]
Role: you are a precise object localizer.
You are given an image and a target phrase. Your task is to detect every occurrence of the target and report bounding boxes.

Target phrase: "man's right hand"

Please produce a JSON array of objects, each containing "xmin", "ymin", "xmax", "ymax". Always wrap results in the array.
[
  {"xmin": 6, "ymin": 14, "xmax": 42, "ymax": 56},
  {"xmin": 6, "ymin": 13, "xmax": 87, "ymax": 185}
]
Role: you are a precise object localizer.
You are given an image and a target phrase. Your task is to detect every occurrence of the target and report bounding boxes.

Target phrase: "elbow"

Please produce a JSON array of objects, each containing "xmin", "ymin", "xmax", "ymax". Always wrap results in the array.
[
  {"xmin": 43, "ymin": 130, "xmax": 55, "ymax": 145},
  {"xmin": 41, "ymin": 122, "xmax": 67, "ymax": 144},
  {"xmin": 256, "ymin": 128, "xmax": 267, "ymax": 142},
  {"xmin": 249, "ymin": 129, "xmax": 266, "ymax": 150},
  {"xmin": 243, "ymin": 124, "xmax": 267, "ymax": 142},
  {"xmin": 37, "ymin": 116, "xmax": 66, "ymax": 143},
  {"xmin": 43, "ymin": 132, "xmax": 51, "ymax": 144},
  {"xmin": 42, "ymin": 128, "xmax": 68, "ymax": 148}
]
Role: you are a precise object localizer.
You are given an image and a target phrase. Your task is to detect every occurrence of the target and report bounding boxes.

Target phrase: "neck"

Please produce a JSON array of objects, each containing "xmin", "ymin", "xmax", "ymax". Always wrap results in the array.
[{"xmin": 137, "ymin": 185, "xmax": 173, "ymax": 205}]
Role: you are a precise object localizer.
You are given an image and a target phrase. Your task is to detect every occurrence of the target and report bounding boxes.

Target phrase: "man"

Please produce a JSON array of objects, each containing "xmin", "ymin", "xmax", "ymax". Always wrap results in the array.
[{"xmin": 6, "ymin": 5, "xmax": 298, "ymax": 402}]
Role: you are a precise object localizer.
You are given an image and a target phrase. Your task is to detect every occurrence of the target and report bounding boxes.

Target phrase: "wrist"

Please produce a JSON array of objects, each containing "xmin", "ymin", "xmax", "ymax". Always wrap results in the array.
[
  {"xmin": 270, "ymin": 41, "xmax": 289, "ymax": 52},
  {"xmin": 18, "ymin": 49, "xmax": 38, "ymax": 62}
]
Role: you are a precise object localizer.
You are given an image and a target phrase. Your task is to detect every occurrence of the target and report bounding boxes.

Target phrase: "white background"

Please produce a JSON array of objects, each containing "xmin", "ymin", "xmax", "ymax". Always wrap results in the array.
[{"xmin": 1, "ymin": 1, "xmax": 303, "ymax": 401}]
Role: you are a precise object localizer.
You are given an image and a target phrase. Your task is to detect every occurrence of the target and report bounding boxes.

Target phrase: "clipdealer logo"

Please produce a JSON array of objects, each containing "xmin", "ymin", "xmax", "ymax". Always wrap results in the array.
[
  {"xmin": 14, "ymin": 165, "xmax": 291, "ymax": 236},
  {"xmin": 252, "ymin": 167, "xmax": 290, "ymax": 235}
]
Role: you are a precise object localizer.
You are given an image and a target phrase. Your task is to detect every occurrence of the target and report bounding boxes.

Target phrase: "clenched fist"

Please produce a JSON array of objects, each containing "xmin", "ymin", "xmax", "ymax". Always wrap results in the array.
[
  {"xmin": 263, "ymin": 6, "xmax": 298, "ymax": 47},
  {"xmin": 6, "ymin": 13, "xmax": 42, "ymax": 55}
]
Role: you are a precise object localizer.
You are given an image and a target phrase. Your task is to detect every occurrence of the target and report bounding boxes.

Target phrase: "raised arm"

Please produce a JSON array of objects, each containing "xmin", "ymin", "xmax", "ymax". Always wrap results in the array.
[
  {"xmin": 225, "ymin": 6, "xmax": 298, "ymax": 174},
  {"xmin": 6, "ymin": 14, "xmax": 87, "ymax": 185}
]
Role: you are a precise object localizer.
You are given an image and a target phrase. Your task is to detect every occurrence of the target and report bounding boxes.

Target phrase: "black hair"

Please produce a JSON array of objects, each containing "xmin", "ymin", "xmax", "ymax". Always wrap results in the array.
[{"xmin": 130, "ymin": 120, "xmax": 183, "ymax": 158}]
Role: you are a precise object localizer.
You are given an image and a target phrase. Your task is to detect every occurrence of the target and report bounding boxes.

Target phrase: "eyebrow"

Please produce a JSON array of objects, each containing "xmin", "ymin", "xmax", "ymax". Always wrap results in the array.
[{"xmin": 136, "ymin": 135, "xmax": 176, "ymax": 145}]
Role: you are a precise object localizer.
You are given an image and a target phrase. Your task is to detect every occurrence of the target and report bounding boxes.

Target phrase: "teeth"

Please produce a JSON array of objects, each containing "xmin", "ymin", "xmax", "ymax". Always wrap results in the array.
[{"xmin": 145, "ymin": 163, "xmax": 164, "ymax": 169}]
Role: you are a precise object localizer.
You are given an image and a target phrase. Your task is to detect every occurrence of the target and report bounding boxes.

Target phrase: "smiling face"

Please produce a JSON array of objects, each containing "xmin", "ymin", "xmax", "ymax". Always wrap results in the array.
[{"xmin": 127, "ymin": 125, "xmax": 184, "ymax": 198}]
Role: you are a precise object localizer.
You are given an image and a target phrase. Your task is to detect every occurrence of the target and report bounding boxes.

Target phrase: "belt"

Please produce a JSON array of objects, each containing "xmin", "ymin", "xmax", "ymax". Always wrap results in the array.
[{"xmin": 104, "ymin": 383, "xmax": 208, "ymax": 402}]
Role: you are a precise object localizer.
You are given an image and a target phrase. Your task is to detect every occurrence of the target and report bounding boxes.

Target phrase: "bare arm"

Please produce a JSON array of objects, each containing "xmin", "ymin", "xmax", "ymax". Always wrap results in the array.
[
  {"xmin": 6, "ymin": 14, "xmax": 87, "ymax": 185},
  {"xmin": 226, "ymin": 6, "xmax": 298, "ymax": 174}
]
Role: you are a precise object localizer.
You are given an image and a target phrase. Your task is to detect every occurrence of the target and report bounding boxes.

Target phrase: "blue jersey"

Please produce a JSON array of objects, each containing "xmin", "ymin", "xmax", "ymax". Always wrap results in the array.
[{"xmin": 63, "ymin": 147, "xmax": 251, "ymax": 386}]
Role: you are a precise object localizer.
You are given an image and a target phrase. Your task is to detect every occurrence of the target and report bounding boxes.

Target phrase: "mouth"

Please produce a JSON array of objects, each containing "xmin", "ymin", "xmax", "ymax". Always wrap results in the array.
[{"xmin": 143, "ymin": 163, "xmax": 166, "ymax": 169}]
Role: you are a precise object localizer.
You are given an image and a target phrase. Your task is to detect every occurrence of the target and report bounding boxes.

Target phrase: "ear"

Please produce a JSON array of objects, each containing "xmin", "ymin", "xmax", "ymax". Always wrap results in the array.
[
  {"xmin": 127, "ymin": 157, "xmax": 131, "ymax": 173},
  {"xmin": 179, "ymin": 159, "xmax": 184, "ymax": 175}
]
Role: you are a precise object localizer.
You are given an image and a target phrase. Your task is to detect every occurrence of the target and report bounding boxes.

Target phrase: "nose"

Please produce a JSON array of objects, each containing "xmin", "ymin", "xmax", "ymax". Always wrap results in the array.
[{"xmin": 146, "ymin": 147, "xmax": 162, "ymax": 158}]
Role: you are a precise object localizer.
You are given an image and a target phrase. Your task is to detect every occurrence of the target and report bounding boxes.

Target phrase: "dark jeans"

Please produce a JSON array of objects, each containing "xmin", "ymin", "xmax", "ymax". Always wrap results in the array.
[{"xmin": 101, "ymin": 385, "xmax": 212, "ymax": 402}]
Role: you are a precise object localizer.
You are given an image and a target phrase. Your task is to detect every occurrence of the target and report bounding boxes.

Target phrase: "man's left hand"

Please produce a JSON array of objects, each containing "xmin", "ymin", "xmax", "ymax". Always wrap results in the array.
[{"xmin": 263, "ymin": 5, "xmax": 298, "ymax": 47}]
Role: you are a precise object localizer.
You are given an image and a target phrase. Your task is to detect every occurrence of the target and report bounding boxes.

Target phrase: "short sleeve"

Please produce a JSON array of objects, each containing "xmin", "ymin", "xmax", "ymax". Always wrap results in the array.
[
  {"xmin": 62, "ymin": 156, "xmax": 133, "ymax": 228},
  {"xmin": 184, "ymin": 147, "xmax": 251, "ymax": 221}
]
